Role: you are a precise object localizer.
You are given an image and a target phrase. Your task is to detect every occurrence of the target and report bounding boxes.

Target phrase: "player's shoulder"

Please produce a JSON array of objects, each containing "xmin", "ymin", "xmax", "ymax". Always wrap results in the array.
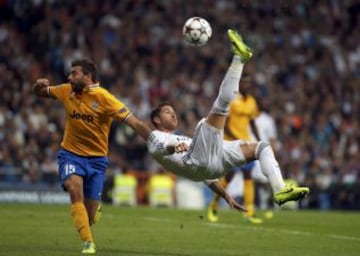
[
  {"xmin": 93, "ymin": 86, "xmax": 124, "ymax": 103},
  {"xmin": 151, "ymin": 130, "xmax": 167, "ymax": 138},
  {"xmin": 234, "ymin": 94, "xmax": 243, "ymax": 101},
  {"xmin": 151, "ymin": 130, "xmax": 178, "ymax": 140},
  {"xmin": 148, "ymin": 130, "xmax": 167, "ymax": 143},
  {"xmin": 230, "ymin": 94, "xmax": 243, "ymax": 106},
  {"xmin": 92, "ymin": 85, "xmax": 111, "ymax": 96},
  {"xmin": 247, "ymin": 94, "xmax": 257, "ymax": 103}
]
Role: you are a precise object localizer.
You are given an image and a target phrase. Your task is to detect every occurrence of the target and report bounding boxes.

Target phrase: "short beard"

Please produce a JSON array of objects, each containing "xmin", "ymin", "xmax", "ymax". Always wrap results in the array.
[{"xmin": 71, "ymin": 81, "xmax": 86, "ymax": 93}]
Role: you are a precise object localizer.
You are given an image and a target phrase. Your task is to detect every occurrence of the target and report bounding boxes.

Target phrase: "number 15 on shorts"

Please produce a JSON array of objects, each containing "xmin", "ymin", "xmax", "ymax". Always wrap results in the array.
[{"xmin": 64, "ymin": 164, "xmax": 76, "ymax": 176}]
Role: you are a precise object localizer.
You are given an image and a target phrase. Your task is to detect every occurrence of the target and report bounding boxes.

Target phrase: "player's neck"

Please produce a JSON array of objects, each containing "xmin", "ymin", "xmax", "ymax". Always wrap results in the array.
[{"xmin": 157, "ymin": 127, "xmax": 174, "ymax": 133}]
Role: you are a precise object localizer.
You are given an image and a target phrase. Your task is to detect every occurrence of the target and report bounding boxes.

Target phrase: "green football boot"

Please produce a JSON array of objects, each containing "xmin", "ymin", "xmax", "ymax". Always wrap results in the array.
[
  {"xmin": 274, "ymin": 185, "xmax": 310, "ymax": 205},
  {"xmin": 227, "ymin": 29, "xmax": 253, "ymax": 62},
  {"xmin": 207, "ymin": 206, "xmax": 219, "ymax": 223},
  {"xmin": 82, "ymin": 241, "xmax": 96, "ymax": 254}
]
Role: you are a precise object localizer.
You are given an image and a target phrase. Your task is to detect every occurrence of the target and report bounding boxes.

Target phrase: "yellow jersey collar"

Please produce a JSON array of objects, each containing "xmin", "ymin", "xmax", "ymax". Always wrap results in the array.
[
  {"xmin": 84, "ymin": 83, "xmax": 100, "ymax": 91},
  {"xmin": 79, "ymin": 83, "xmax": 100, "ymax": 94}
]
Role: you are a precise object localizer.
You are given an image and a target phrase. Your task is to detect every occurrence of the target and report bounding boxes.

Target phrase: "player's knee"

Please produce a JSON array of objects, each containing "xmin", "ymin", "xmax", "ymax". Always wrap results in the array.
[
  {"xmin": 64, "ymin": 176, "xmax": 83, "ymax": 202},
  {"xmin": 243, "ymin": 170, "xmax": 252, "ymax": 179},
  {"xmin": 65, "ymin": 180, "xmax": 80, "ymax": 192},
  {"xmin": 240, "ymin": 143, "xmax": 257, "ymax": 161},
  {"xmin": 255, "ymin": 141, "xmax": 270, "ymax": 159}
]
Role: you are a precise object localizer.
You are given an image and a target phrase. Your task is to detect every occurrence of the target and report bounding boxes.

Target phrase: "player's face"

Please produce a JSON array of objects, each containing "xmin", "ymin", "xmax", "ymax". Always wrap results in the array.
[
  {"xmin": 157, "ymin": 105, "xmax": 178, "ymax": 131},
  {"xmin": 68, "ymin": 66, "xmax": 87, "ymax": 93},
  {"xmin": 239, "ymin": 78, "xmax": 251, "ymax": 95}
]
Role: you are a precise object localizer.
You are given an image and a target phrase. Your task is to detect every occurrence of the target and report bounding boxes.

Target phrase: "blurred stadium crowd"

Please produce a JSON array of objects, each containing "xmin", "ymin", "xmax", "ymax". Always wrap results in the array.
[{"xmin": 0, "ymin": 0, "xmax": 359, "ymax": 209}]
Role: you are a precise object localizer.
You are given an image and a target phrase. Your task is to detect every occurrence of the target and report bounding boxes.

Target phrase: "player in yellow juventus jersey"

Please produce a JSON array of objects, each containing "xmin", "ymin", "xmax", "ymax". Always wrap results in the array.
[
  {"xmin": 32, "ymin": 59, "xmax": 151, "ymax": 254},
  {"xmin": 207, "ymin": 73, "xmax": 263, "ymax": 224}
]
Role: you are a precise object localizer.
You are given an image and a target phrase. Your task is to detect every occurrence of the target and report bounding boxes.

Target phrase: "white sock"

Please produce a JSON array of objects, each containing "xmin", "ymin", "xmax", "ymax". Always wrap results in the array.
[
  {"xmin": 211, "ymin": 55, "xmax": 244, "ymax": 115},
  {"xmin": 256, "ymin": 142, "xmax": 285, "ymax": 193}
]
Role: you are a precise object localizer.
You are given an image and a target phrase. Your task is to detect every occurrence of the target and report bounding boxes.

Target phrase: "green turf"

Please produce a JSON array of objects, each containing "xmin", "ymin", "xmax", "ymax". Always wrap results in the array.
[{"xmin": 0, "ymin": 204, "xmax": 359, "ymax": 256}]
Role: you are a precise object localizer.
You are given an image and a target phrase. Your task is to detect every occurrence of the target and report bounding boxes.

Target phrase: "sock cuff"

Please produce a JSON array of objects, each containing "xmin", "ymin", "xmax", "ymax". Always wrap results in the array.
[
  {"xmin": 210, "ymin": 106, "xmax": 229, "ymax": 116},
  {"xmin": 255, "ymin": 141, "xmax": 270, "ymax": 159},
  {"xmin": 230, "ymin": 55, "xmax": 244, "ymax": 67},
  {"xmin": 71, "ymin": 202, "xmax": 86, "ymax": 211}
]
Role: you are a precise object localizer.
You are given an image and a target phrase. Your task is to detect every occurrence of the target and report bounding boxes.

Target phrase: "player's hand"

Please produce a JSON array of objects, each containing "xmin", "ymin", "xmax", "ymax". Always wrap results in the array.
[
  {"xmin": 32, "ymin": 78, "xmax": 50, "ymax": 93},
  {"xmin": 174, "ymin": 142, "xmax": 189, "ymax": 153},
  {"xmin": 225, "ymin": 195, "xmax": 247, "ymax": 212},
  {"xmin": 35, "ymin": 78, "xmax": 50, "ymax": 86}
]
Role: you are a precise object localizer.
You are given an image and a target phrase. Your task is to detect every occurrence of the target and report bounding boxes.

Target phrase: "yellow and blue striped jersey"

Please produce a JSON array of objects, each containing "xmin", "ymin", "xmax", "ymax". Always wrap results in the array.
[
  {"xmin": 49, "ymin": 83, "xmax": 131, "ymax": 156},
  {"xmin": 224, "ymin": 94, "xmax": 259, "ymax": 141}
]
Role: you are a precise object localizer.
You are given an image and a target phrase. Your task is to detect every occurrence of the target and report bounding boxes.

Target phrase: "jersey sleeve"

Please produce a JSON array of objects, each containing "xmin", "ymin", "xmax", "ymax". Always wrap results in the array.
[
  {"xmin": 103, "ymin": 92, "xmax": 131, "ymax": 121},
  {"xmin": 48, "ymin": 83, "xmax": 72, "ymax": 101}
]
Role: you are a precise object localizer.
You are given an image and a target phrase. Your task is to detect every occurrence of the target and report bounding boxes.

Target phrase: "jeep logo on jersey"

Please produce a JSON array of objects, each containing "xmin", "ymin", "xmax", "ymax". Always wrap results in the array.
[{"xmin": 69, "ymin": 110, "xmax": 94, "ymax": 122}]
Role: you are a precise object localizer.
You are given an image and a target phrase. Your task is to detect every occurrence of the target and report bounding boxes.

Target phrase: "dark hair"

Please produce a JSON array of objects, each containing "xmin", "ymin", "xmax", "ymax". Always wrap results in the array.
[
  {"xmin": 71, "ymin": 59, "xmax": 98, "ymax": 82},
  {"xmin": 150, "ymin": 102, "xmax": 174, "ymax": 127}
]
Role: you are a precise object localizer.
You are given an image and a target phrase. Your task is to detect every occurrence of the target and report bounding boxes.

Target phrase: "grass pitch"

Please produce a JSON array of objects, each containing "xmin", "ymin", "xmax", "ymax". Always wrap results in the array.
[{"xmin": 0, "ymin": 204, "xmax": 359, "ymax": 256}]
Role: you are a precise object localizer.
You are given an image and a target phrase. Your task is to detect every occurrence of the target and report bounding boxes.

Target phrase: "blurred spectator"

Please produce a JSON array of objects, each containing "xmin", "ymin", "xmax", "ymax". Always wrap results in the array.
[
  {"xmin": 0, "ymin": 0, "xmax": 358, "ymax": 209},
  {"xmin": 40, "ymin": 155, "xmax": 58, "ymax": 187}
]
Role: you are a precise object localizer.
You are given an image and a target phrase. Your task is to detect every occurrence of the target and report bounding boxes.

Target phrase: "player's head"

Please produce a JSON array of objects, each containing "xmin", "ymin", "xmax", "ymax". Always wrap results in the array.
[
  {"xmin": 239, "ymin": 72, "xmax": 251, "ymax": 96},
  {"xmin": 257, "ymin": 97, "xmax": 270, "ymax": 113},
  {"xmin": 68, "ymin": 59, "xmax": 98, "ymax": 93},
  {"xmin": 150, "ymin": 102, "xmax": 178, "ymax": 131}
]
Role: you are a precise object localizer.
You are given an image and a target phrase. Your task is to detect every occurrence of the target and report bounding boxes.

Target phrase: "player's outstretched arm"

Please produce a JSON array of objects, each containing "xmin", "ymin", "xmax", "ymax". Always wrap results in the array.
[
  {"xmin": 207, "ymin": 180, "xmax": 247, "ymax": 212},
  {"xmin": 32, "ymin": 78, "xmax": 51, "ymax": 97},
  {"xmin": 125, "ymin": 115, "xmax": 153, "ymax": 141}
]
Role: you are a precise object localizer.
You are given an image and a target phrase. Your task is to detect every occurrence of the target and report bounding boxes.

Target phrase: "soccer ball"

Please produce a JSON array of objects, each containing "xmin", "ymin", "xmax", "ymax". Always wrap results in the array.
[{"xmin": 182, "ymin": 17, "xmax": 212, "ymax": 46}]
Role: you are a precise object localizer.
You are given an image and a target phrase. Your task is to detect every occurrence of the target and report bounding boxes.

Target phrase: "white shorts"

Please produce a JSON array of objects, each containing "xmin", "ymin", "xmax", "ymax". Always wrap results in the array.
[{"xmin": 184, "ymin": 119, "xmax": 247, "ymax": 179}]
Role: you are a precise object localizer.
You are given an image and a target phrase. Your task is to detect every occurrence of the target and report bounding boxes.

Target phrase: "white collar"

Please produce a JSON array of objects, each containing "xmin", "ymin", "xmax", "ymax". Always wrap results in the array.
[{"xmin": 87, "ymin": 83, "xmax": 100, "ymax": 89}]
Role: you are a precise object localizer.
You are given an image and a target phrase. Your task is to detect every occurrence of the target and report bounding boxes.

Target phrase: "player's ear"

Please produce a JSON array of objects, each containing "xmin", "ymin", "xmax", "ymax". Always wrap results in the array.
[
  {"xmin": 84, "ymin": 72, "xmax": 93, "ymax": 83},
  {"xmin": 153, "ymin": 116, "xmax": 161, "ymax": 126}
]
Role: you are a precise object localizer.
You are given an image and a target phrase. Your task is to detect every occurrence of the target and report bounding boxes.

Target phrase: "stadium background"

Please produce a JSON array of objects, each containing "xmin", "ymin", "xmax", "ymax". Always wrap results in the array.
[{"xmin": 0, "ymin": 0, "xmax": 359, "ymax": 210}]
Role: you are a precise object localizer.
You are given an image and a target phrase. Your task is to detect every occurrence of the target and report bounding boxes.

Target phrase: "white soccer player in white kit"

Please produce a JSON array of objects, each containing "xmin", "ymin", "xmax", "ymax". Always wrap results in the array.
[
  {"xmin": 147, "ymin": 29, "xmax": 309, "ymax": 211},
  {"xmin": 250, "ymin": 104, "xmax": 280, "ymax": 214}
]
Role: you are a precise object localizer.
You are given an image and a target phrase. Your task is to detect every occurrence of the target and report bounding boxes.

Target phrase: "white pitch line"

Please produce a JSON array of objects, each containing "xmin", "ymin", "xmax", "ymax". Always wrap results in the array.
[
  {"xmin": 328, "ymin": 234, "xmax": 360, "ymax": 242},
  {"xmin": 144, "ymin": 217, "xmax": 175, "ymax": 223},
  {"xmin": 114, "ymin": 214, "xmax": 360, "ymax": 242},
  {"xmin": 202, "ymin": 221, "xmax": 360, "ymax": 242}
]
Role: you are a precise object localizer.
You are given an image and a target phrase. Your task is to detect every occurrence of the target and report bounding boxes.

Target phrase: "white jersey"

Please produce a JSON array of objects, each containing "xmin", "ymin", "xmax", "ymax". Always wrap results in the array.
[
  {"xmin": 251, "ymin": 111, "xmax": 278, "ymax": 183},
  {"xmin": 251, "ymin": 112, "xmax": 277, "ymax": 142},
  {"xmin": 148, "ymin": 131, "xmax": 197, "ymax": 178},
  {"xmin": 148, "ymin": 120, "xmax": 247, "ymax": 182}
]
